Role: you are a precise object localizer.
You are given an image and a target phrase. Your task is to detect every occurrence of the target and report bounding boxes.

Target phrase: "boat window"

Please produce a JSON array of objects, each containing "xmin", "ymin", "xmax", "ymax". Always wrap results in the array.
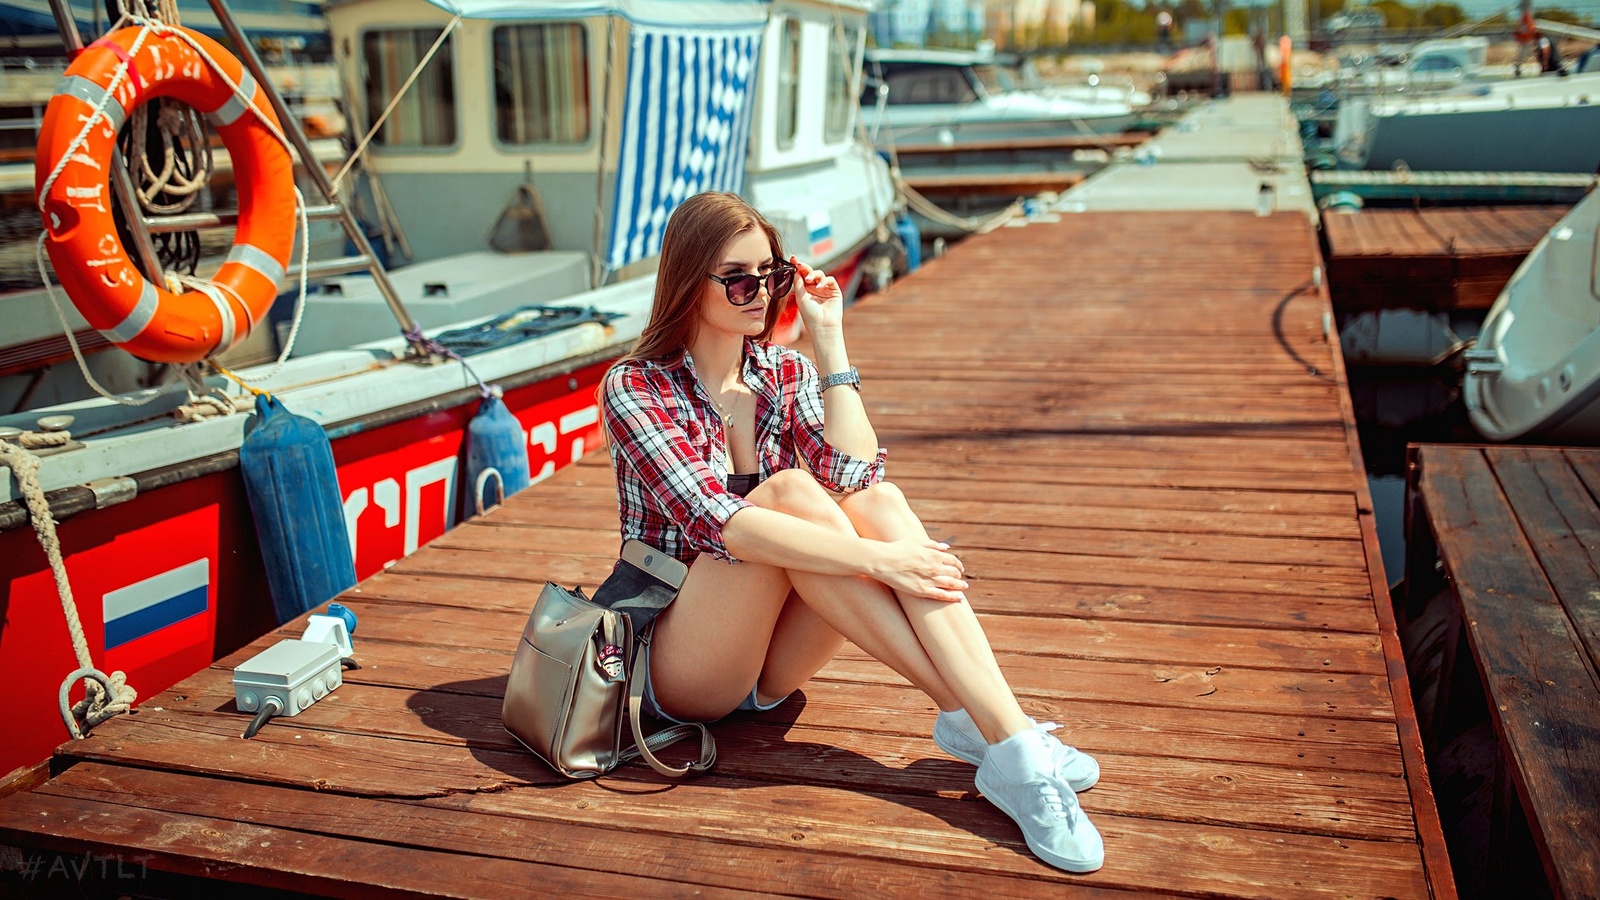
[
  {"xmin": 824, "ymin": 25, "xmax": 861, "ymax": 143},
  {"xmin": 971, "ymin": 64, "xmax": 1008, "ymax": 95},
  {"xmin": 362, "ymin": 28, "xmax": 457, "ymax": 147},
  {"xmin": 492, "ymin": 23, "xmax": 591, "ymax": 146},
  {"xmin": 776, "ymin": 18, "xmax": 802, "ymax": 149},
  {"xmin": 880, "ymin": 64, "xmax": 977, "ymax": 105},
  {"xmin": 1410, "ymin": 55, "xmax": 1458, "ymax": 73}
]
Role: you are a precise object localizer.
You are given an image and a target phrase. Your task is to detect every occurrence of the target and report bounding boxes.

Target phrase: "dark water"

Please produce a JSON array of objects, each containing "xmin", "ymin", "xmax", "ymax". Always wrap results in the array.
[{"xmin": 1347, "ymin": 364, "xmax": 1482, "ymax": 588}]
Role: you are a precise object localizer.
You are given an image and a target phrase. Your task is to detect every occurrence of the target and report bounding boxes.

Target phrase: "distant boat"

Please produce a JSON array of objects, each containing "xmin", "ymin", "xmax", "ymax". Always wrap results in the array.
[
  {"xmin": 861, "ymin": 47, "xmax": 1135, "ymax": 149},
  {"xmin": 1333, "ymin": 71, "xmax": 1600, "ymax": 173},
  {"xmin": 1298, "ymin": 37, "xmax": 1503, "ymax": 100},
  {"xmin": 1464, "ymin": 186, "xmax": 1600, "ymax": 443}
]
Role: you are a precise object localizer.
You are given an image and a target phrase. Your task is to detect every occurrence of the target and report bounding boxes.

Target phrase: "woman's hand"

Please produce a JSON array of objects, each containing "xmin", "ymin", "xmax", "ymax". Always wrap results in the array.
[
  {"xmin": 867, "ymin": 539, "xmax": 969, "ymax": 602},
  {"xmin": 790, "ymin": 255, "xmax": 843, "ymax": 334}
]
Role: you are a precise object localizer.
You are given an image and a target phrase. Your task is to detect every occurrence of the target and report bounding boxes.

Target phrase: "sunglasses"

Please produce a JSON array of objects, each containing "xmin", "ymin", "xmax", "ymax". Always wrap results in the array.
[{"xmin": 706, "ymin": 264, "xmax": 796, "ymax": 307}]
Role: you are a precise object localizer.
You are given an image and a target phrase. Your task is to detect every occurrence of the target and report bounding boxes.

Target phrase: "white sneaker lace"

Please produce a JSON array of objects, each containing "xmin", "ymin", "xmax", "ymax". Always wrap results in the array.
[{"xmin": 1035, "ymin": 781, "xmax": 1077, "ymax": 828}]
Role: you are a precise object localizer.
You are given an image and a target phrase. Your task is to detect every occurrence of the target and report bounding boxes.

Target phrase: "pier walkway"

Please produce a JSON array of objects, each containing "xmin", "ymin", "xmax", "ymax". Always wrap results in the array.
[{"xmin": 0, "ymin": 99, "xmax": 1451, "ymax": 897}]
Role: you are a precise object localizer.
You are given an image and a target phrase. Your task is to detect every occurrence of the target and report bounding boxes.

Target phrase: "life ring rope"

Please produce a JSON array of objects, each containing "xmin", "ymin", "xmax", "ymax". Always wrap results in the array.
[{"xmin": 34, "ymin": 9, "xmax": 313, "ymax": 401}]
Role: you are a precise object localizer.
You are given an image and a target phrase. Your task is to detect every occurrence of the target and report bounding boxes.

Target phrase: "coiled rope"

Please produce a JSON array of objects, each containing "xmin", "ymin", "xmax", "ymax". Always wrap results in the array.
[{"xmin": 0, "ymin": 439, "xmax": 139, "ymax": 739}]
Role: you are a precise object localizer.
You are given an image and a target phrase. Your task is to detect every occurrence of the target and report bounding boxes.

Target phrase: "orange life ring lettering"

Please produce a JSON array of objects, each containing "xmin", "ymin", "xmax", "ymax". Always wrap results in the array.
[{"xmin": 35, "ymin": 26, "xmax": 296, "ymax": 364}]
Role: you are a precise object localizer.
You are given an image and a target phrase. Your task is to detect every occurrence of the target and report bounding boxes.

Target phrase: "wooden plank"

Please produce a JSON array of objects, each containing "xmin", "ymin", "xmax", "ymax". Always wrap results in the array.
[
  {"xmin": 352, "ymin": 569, "xmax": 1384, "ymax": 633},
  {"xmin": 209, "ymin": 624, "xmax": 1401, "ymax": 723},
  {"xmin": 1490, "ymin": 447, "xmax": 1600, "ymax": 675},
  {"xmin": 402, "ymin": 542, "xmax": 1374, "ymax": 601},
  {"xmin": 1324, "ymin": 210, "xmax": 1450, "ymax": 258},
  {"xmin": 55, "ymin": 702, "xmax": 1414, "ymax": 843},
  {"xmin": 869, "ymin": 415, "xmax": 1350, "ymax": 443},
  {"xmin": 0, "ymin": 791, "xmax": 745, "ymax": 898},
  {"xmin": 159, "ymin": 675, "xmax": 1407, "ymax": 776},
  {"xmin": 427, "ymin": 783, "xmax": 1432, "ymax": 900},
  {"xmin": 818, "ymin": 651, "xmax": 1399, "ymax": 720},
  {"xmin": 1307, "ymin": 219, "xmax": 1457, "ymax": 899},
  {"xmin": 521, "ymin": 472, "xmax": 1362, "ymax": 518},
  {"xmin": 1418, "ymin": 446, "xmax": 1600, "ymax": 900},
  {"xmin": 40, "ymin": 764, "xmax": 1082, "ymax": 900},
  {"xmin": 239, "ymin": 595, "xmax": 1386, "ymax": 676},
  {"xmin": 455, "ymin": 513, "xmax": 1368, "ymax": 569},
  {"xmin": 488, "ymin": 489, "xmax": 1364, "ymax": 541}
]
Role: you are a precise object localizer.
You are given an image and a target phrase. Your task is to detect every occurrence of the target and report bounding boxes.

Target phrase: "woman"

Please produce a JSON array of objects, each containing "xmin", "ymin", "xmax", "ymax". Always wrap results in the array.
[{"xmin": 599, "ymin": 192, "xmax": 1103, "ymax": 873}]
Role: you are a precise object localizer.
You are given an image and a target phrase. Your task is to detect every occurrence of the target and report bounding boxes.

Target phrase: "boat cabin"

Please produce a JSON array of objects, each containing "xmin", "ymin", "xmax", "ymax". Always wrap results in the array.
[{"xmin": 307, "ymin": 0, "xmax": 889, "ymax": 353}]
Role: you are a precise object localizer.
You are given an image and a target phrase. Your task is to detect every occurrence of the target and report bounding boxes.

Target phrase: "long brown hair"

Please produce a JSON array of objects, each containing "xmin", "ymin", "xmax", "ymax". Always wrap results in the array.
[{"xmin": 621, "ymin": 192, "xmax": 789, "ymax": 363}]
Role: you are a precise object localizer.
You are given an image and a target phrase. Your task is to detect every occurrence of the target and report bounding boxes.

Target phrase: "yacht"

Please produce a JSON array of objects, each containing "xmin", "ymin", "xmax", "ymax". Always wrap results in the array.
[
  {"xmin": 1465, "ymin": 186, "xmax": 1600, "ymax": 443},
  {"xmin": 861, "ymin": 47, "xmax": 1136, "ymax": 150},
  {"xmin": 1333, "ymin": 71, "xmax": 1600, "ymax": 172}
]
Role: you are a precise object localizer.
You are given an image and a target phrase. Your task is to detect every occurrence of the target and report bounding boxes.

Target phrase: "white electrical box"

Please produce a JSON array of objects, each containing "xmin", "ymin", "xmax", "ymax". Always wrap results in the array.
[{"xmin": 233, "ymin": 639, "xmax": 343, "ymax": 718}]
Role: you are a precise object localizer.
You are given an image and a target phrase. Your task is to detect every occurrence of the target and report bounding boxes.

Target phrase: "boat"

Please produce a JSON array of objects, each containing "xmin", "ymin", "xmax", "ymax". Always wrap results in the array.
[
  {"xmin": 0, "ymin": 0, "xmax": 895, "ymax": 777},
  {"xmin": 861, "ymin": 46, "xmax": 1136, "ymax": 151},
  {"xmin": 1332, "ymin": 70, "xmax": 1600, "ymax": 173},
  {"xmin": 998, "ymin": 53, "xmax": 1154, "ymax": 110},
  {"xmin": 1296, "ymin": 37, "xmax": 1504, "ymax": 101},
  {"xmin": 1464, "ymin": 186, "xmax": 1600, "ymax": 443}
]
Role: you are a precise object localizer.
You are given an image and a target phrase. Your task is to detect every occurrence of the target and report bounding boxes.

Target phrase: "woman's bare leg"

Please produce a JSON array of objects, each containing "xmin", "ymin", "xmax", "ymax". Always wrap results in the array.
[
  {"xmin": 838, "ymin": 482, "xmax": 1032, "ymax": 744},
  {"xmin": 649, "ymin": 469, "xmax": 962, "ymax": 722}
]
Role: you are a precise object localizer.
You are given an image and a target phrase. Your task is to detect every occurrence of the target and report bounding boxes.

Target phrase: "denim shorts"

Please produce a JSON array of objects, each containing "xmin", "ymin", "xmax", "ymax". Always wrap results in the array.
[
  {"xmin": 591, "ymin": 548, "xmax": 791, "ymax": 726},
  {"xmin": 641, "ymin": 669, "xmax": 791, "ymax": 726}
]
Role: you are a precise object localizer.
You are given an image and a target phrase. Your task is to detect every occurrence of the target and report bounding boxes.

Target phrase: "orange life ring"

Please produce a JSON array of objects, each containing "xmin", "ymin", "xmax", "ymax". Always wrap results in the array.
[{"xmin": 35, "ymin": 26, "xmax": 296, "ymax": 364}]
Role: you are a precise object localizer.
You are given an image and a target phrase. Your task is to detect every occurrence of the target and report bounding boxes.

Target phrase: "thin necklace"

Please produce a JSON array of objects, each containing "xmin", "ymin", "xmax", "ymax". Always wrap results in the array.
[
  {"xmin": 693, "ymin": 372, "xmax": 737, "ymax": 425},
  {"xmin": 708, "ymin": 389, "xmax": 737, "ymax": 425}
]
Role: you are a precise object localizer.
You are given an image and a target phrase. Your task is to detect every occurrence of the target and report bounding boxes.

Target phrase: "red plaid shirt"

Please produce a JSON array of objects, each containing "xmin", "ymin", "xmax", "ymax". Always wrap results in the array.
[{"xmin": 602, "ymin": 338, "xmax": 887, "ymax": 565}]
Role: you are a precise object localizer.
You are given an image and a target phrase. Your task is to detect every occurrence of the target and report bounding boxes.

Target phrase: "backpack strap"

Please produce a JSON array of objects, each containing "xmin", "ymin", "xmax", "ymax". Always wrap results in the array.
[{"xmin": 620, "ymin": 633, "xmax": 716, "ymax": 777}]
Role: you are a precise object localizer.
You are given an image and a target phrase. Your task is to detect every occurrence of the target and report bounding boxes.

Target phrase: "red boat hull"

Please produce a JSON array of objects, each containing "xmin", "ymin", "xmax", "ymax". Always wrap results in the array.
[{"xmin": 0, "ymin": 359, "xmax": 609, "ymax": 778}]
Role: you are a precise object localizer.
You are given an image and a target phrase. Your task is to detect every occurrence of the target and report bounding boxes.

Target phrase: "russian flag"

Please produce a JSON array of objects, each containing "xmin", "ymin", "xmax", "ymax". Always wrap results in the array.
[
  {"xmin": 806, "ymin": 210, "xmax": 834, "ymax": 259},
  {"xmin": 103, "ymin": 559, "xmax": 210, "ymax": 650}
]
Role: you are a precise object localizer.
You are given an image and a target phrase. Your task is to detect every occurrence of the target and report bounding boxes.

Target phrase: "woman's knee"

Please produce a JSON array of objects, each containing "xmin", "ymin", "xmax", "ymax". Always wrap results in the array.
[
  {"xmin": 748, "ymin": 469, "xmax": 851, "ymax": 530},
  {"xmin": 839, "ymin": 480, "xmax": 911, "ymax": 518}
]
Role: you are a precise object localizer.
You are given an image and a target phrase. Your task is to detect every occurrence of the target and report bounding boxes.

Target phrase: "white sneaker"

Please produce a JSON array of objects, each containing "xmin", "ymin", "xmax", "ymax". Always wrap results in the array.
[
  {"xmin": 975, "ymin": 731, "xmax": 1105, "ymax": 873},
  {"xmin": 934, "ymin": 711, "xmax": 1101, "ymax": 792}
]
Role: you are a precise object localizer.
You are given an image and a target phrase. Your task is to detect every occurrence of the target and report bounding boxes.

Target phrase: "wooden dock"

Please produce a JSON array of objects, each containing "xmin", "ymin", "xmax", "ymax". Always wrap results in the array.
[
  {"xmin": 0, "ymin": 211, "xmax": 1452, "ymax": 897},
  {"xmin": 1323, "ymin": 206, "xmax": 1569, "ymax": 312},
  {"xmin": 1403, "ymin": 445, "xmax": 1600, "ymax": 899}
]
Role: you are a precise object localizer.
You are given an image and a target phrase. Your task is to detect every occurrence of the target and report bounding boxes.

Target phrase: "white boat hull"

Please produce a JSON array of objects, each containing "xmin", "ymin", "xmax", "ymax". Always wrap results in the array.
[{"xmin": 1465, "ymin": 187, "xmax": 1600, "ymax": 443}]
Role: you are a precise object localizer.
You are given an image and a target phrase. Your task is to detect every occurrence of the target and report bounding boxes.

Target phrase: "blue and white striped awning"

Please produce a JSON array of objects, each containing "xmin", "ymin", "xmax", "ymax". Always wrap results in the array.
[{"xmin": 606, "ymin": 24, "xmax": 762, "ymax": 272}]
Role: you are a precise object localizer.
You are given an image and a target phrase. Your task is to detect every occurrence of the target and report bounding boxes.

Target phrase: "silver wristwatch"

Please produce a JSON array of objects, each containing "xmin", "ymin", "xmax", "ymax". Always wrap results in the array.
[{"xmin": 820, "ymin": 366, "xmax": 860, "ymax": 393}]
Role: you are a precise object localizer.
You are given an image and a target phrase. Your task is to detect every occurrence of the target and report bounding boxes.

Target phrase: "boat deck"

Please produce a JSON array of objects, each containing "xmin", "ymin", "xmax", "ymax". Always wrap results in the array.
[
  {"xmin": 0, "ymin": 210, "xmax": 1452, "ymax": 897},
  {"xmin": 1322, "ymin": 205, "xmax": 1570, "ymax": 311}
]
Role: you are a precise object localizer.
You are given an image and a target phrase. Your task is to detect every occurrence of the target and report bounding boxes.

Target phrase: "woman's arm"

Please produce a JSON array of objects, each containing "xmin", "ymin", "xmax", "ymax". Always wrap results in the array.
[
  {"xmin": 721, "ymin": 506, "xmax": 967, "ymax": 602},
  {"xmin": 790, "ymin": 257, "xmax": 877, "ymax": 459}
]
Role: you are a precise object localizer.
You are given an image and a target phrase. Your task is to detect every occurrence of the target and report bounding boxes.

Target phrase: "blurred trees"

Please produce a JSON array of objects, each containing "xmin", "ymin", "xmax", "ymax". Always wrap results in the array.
[{"xmin": 1022, "ymin": 0, "xmax": 1589, "ymax": 47}]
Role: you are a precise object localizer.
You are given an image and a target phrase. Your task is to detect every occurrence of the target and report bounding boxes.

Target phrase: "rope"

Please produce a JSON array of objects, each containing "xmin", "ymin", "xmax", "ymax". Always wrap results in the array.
[
  {"xmin": 34, "ymin": 233, "xmax": 166, "ymax": 407},
  {"xmin": 328, "ymin": 15, "xmax": 462, "ymax": 195},
  {"xmin": 12, "ymin": 430, "xmax": 72, "ymax": 450},
  {"xmin": 0, "ymin": 439, "xmax": 138, "ymax": 739},
  {"xmin": 211, "ymin": 359, "xmax": 270, "ymax": 397},
  {"xmin": 401, "ymin": 325, "xmax": 495, "ymax": 398}
]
